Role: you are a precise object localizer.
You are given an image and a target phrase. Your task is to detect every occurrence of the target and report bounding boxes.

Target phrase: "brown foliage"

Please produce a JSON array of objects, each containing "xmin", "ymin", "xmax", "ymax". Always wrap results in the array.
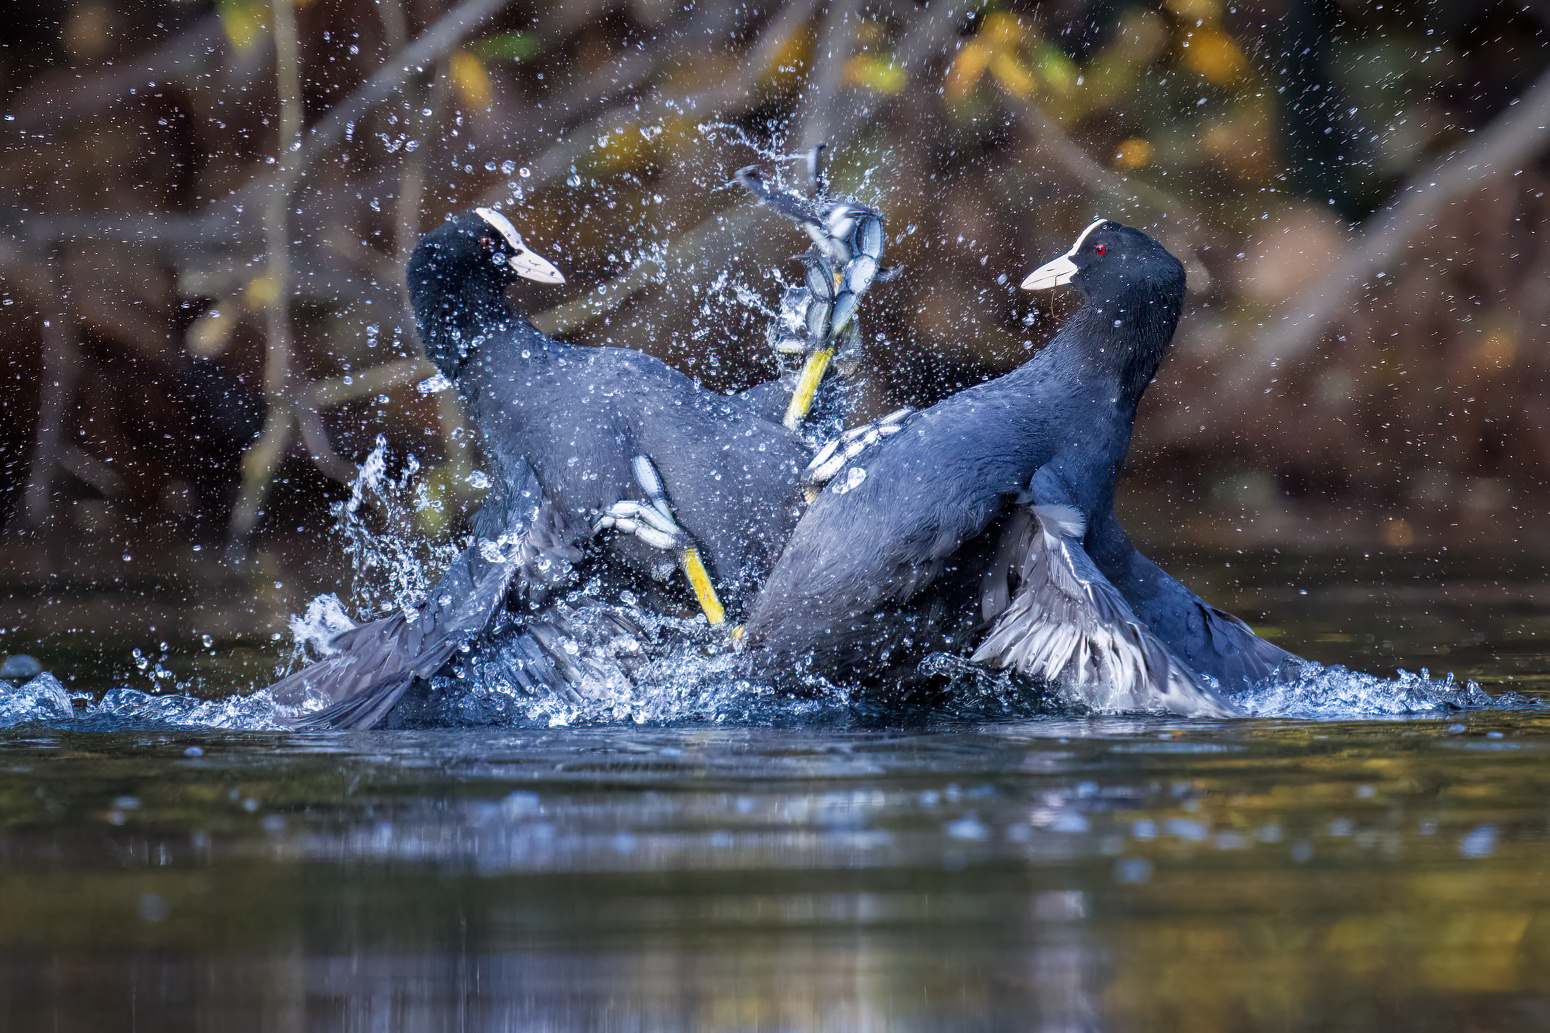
[{"xmin": 3, "ymin": 0, "xmax": 1550, "ymax": 567}]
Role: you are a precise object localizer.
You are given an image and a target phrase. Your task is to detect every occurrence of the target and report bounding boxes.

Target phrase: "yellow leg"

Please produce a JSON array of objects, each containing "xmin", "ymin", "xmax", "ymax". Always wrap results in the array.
[
  {"xmin": 783, "ymin": 348, "xmax": 833, "ymax": 430},
  {"xmin": 678, "ymin": 547, "xmax": 726, "ymax": 626}
]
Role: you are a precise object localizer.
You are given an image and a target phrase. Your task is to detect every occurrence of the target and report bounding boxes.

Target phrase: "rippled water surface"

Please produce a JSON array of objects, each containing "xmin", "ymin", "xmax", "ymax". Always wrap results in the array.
[{"xmin": 3, "ymin": 551, "xmax": 1550, "ymax": 1031}]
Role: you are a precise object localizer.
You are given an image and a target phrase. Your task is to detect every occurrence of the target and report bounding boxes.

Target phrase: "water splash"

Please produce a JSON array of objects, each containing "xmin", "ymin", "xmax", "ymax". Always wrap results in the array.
[
  {"xmin": 1236, "ymin": 661, "xmax": 1533, "ymax": 719},
  {"xmin": 411, "ymin": 590, "xmax": 845, "ymax": 729},
  {"xmin": 77, "ymin": 687, "xmax": 284, "ymax": 731},
  {"xmin": 697, "ymin": 122, "xmax": 805, "ymax": 168},
  {"xmin": 335, "ymin": 437, "xmax": 462, "ymax": 624}
]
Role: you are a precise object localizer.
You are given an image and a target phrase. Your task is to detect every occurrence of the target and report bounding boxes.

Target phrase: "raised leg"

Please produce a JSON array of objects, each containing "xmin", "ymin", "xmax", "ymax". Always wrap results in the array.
[{"xmin": 595, "ymin": 455, "xmax": 730, "ymax": 628}]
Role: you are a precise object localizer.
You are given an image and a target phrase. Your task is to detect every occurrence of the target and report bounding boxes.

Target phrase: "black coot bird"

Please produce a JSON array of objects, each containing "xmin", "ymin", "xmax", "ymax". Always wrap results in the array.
[
  {"xmin": 272, "ymin": 207, "xmax": 814, "ymax": 727},
  {"xmin": 743, "ymin": 220, "xmax": 1295, "ymax": 716}
]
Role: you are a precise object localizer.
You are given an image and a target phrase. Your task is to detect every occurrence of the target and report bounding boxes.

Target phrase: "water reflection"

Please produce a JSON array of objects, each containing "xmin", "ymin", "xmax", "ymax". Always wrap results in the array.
[
  {"xmin": 1, "ymin": 551, "xmax": 1547, "ymax": 1028},
  {"xmin": 1, "ymin": 714, "xmax": 1549, "ymax": 1030}
]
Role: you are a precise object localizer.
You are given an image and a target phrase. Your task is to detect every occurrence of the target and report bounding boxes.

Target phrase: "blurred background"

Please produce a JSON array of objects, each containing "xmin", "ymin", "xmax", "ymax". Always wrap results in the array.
[{"xmin": 2, "ymin": 0, "xmax": 1549, "ymax": 661}]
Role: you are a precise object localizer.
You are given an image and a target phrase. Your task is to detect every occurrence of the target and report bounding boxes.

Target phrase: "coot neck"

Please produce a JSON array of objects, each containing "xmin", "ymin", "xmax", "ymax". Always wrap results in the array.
[{"xmin": 1044, "ymin": 282, "xmax": 1182, "ymax": 415}]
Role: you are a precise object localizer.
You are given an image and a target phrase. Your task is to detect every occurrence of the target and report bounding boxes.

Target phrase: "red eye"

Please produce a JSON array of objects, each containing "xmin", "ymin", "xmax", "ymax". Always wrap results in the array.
[{"xmin": 1094, "ymin": 244, "xmax": 1107, "ymax": 255}]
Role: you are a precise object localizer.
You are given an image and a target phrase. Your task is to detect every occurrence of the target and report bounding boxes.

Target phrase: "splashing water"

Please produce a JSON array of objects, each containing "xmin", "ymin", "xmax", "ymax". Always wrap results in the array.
[
  {"xmin": 3, "ymin": 440, "xmax": 1535, "ymax": 730},
  {"xmin": 697, "ymin": 122, "xmax": 807, "ymax": 169},
  {"xmin": 336, "ymin": 437, "xmax": 463, "ymax": 625},
  {"xmin": 1235, "ymin": 661, "xmax": 1533, "ymax": 719}
]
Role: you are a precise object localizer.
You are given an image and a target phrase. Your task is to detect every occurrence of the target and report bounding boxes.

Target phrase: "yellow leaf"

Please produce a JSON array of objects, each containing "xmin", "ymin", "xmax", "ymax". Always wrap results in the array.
[
  {"xmin": 1114, "ymin": 136, "xmax": 1153, "ymax": 170},
  {"xmin": 989, "ymin": 52, "xmax": 1037, "ymax": 99},
  {"xmin": 450, "ymin": 50, "xmax": 494, "ymax": 110},
  {"xmin": 761, "ymin": 25, "xmax": 813, "ymax": 91},
  {"xmin": 1034, "ymin": 43, "xmax": 1079, "ymax": 94},
  {"xmin": 1165, "ymin": 0, "xmax": 1220, "ymax": 21},
  {"xmin": 945, "ymin": 40, "xmax": 991, "ymax": 99},
  {"xmin": 217, "ymin": 0, "xmax": 266, "ymax": 53},
  {"xmin": 1476, "ymin": 328, "xmax": 1516, "ymax": 368},
  {"xmin": 844, "ymin": 55, "xmax": 905, "ymax": 95},
  {"xmin": 979, "ymin": 11, "xmax": 1026, "ymax": 51},
  {"xmin": 1181, "ymin": 27, "xmax": 1246, "ymax": 84},
  {"xmin": 244, "ymin": 274, "xmax": 278, "ymax": 309},
  {"xmin": 187, "ymin": 305, "xmax": 237, "ymax": 358},
  {"xmin": 413, "ymin": 463, "xmax": 480, "ymax": 537}
]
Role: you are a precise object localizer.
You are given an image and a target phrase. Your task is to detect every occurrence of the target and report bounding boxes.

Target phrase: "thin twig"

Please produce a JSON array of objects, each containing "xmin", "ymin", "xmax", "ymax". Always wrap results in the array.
[
  {"xmin": 473, "ymin": 1, "xmax": 767, "ymax": 207},
  {"xmin": 296, "ymin": 359, "xmax": 435, "ymax": 484},
  {"xmin": 285, "ymin": 0, "xmax": 511, "ymax": 187},
  {"xmin": 1225, "ymin": 62, "xmax": 1550, "ymax": 396},
  {"xmin": 796, "ymin": 0, "xmax": 861, "ymax": 154},
  {"xmin": 376, "ymin": 0, "xmax": 410, "ymax": 50},
  {"xmin": 534, "ymin": 1, "xmax": 968, "ymax": 335},
  {"xmin": 1, "ymin": 0, "xmax": 512, "ymax": 253},
  {"xmin": 16, "ymin": 251, "xmax": 78, "ymax": 530},
  {"xmin": 295, "ymin": 357, "xmax": 434, "ymax": 484},
  {"xmin": 230, "ymin": 0, "xmax": 513, "ymax": 528},
  {"xmin": 8, "ymin": 13, "xmax": 226, "ymax": 133},
  {"xmin": 1004, "ymin": 91, "xmax": 1212, "ymax": 242},
  {"xmin": 229, "ymin": 0, "xmax": 307, "ymax": 540}
]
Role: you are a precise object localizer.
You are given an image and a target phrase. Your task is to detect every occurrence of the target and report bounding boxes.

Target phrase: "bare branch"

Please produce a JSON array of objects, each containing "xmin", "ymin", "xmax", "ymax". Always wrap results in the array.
[
  {"xmin": 297, "ymin": 358, "xmax": 435, "ymax": 485},
  {"xmin": 1226, "ymin": 63, "xmax": 1550, "ymax": 396},
  {"xmin": 229, "ymin": 0, "xmax": 307, "ymax": 541},
  {"xmin": 286, "ymin": 0, "xmax": 512, "ymax": 185},
  {"xmin": 1, "ymin": 0, "xmax": 513, "ymax": 253},
  {"xmin": 1004, "ymin": 92, "xmax": 1212, "ymax": 243},
  {"xmin": 796, "ymin": 0, "xmax": 862, "ymax": 154},
  {"xmin": 15, "ymin": 253, "xmax": 78, "ymax": 530},
  {"xmin": 8, "ymin": 14, "xmax": 226, "ymax": 133}
]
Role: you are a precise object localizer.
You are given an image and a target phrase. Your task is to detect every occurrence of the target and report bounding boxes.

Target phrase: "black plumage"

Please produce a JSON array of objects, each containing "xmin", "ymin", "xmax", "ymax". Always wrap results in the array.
[
  {"xmin": 273, "ymin": 208, "xmax": 812, "ymax": 727},
  {"xmin": 410, "ymin": 210, "xmax": 810, "ymax": 606},
  {"xmin": 743, "ymin": 220, "xmax": 1295, "ymax": 715}
]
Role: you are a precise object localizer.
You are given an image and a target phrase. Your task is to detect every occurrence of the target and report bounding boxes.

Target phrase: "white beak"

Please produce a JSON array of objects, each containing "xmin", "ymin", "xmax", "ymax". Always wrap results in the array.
[
  {"xmin": 507, "ymin": 244, "xmax": 566, "ymax": 284},
  {"xmin": 475, "ymin": 205, "xmax": 566, "ymax": 284},
  {"xmin": 1020, "ymin": 253, "xmax": 1078, "ymax": 291},
  {"xmin": 1020, "ymin": 218, "xmax": 1108, "ymax": 291}
]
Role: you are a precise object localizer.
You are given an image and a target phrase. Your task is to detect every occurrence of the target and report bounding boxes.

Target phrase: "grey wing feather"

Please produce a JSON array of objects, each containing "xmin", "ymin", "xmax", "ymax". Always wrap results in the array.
[
  {"xmin": 971, "ymin": 505, "xmax": 1241, "ymax": 718},
  {"xmin": 1088, "ymin": 510, "xmax": 1298, "ymax": 692},
  {"xmin": 460, "ymin": 602, "xmax": 651, "ymax": 713},
  {"xmin": 273, "ymin": 464, "xmax": 584, "ymax": 730}
]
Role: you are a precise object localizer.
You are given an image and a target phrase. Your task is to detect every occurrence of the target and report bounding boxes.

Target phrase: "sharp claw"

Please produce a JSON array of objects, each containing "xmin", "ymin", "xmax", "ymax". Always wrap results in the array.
[
  {"xmin": 806, "ymin": 437, "xmax": 843, "ymax": 479},
  {"xmin": 807, "ymin": 143, "xmax": 829, "ymax": 197},
  {"xmin": 630, "ymin": 454, "xmax": 666, "ymax": 501},
  {"xmin": 802, "ymin": 409, "xmax": 914, "ymax": 486},
  {"xmin": 740, "ymin": 167, "xmax": 825, "ymax": 225},
  {"xmin": 825, "ymin": 206, "xmax": 856, "ymax": 249},
  {"xmin": 733, "ymin": 165, "xmax": 767, "ymax": 198},
  {"xmin": 803, "ymin": 227, "xmax": 847, "ymax": 267},
  {"xmin": 596, "ymin": 512, "xmax": 682, "ymax": 551}
]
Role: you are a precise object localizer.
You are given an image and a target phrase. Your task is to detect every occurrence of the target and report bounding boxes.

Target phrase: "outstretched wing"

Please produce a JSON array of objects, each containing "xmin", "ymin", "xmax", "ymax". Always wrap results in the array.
[
  {"xmin": 272, "ymin": 462, "xmax": 584, "ymax": 730},
  {"xmin": 972, "ymin": 503, "xmax": 1241, "ymax": 718},
  {"xmin": 1086, "ymin": 507, "xmax": 1298, "ymax": 692}
]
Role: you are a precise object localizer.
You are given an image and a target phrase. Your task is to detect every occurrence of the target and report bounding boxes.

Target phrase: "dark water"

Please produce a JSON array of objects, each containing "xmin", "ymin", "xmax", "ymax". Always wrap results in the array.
[{"xmin": 2, "ymin": 551, "xmax": 1549, "ymax": 1031}]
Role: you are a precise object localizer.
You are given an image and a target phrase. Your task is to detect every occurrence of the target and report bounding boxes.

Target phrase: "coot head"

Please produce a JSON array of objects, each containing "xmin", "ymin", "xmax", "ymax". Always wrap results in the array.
[
  {"xmin": 1022, "ymin": 219, "xmax": 1184, "ymax": 307},
  {"xmin": 408, "ymin": 207, "xmax": 565, "ymax": 379}
]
